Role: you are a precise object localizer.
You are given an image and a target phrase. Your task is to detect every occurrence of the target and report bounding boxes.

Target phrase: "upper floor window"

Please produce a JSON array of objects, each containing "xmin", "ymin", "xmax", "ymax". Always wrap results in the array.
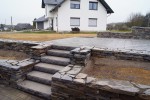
[
  {"xmin": 70, "ymin": 0, "xmax": 80, "ymax": 9},
  {"xmin": 89, "ymin": 2, "xmax": 98, "ymax": 10}
]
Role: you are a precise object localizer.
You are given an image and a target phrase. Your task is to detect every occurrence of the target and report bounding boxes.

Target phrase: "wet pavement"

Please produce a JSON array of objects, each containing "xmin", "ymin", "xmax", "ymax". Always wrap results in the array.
[
  {"xmin": 45, "ymin": 37, "xmax": 150, "ymax": 55},
  {"xmin": 0, "ymin": 85, "xmax": 43, "ymax": 100}
]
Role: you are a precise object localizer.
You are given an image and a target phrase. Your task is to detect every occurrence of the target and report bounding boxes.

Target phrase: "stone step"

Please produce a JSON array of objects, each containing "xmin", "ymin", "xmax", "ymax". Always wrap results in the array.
[
  {"xmin": 51, "ymin": 45, "xmax": 75, "ymax": 51},
  {"xmin": 27, "ymin": 71, "xmax": 53, "ymax": 85},
  {"xmin": 34, "ymin": 63, "xmax": 64, "ymax": 74},
  {"xmin": 41, "ymin": 56, "xmax": 70, "ymax": 66},
  {"xmin": 47, "ymin": 49, "xmax": 71, "ymax": 58},
  {"xmin": 17, "ymin": 80, "xmax": 51, "ymax": 100}
]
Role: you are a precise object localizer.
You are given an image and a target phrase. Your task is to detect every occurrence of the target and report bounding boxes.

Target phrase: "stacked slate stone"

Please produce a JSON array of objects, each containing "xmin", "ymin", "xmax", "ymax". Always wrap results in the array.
[
  {"xmin": 0, "ymin": 59, "xmax": 39, "ymax": 87},
  {"xmin": 51, "ymin": 46, "xmax": 150, "ymax": 100},
  {"xmin": 92, "ymin": 48, "xmax": 150, "ymax": 62},
  {"xmin": 0, "ymin": 39, "xmax": 39, "ymax": 55},
  {"xmin": 97, "ymin": 27, "xmax": 150, "ymax": 39},
  {"xmin": 31, "ymin": 44, "xmax": 51, "ymax": 60},
  {"xmin": 70, "ymin": 47, "xmax": 91, "ymax": 66},
  {"xmin": 52, "ymin": 68, "xmax": 150, "ymax": 100}
]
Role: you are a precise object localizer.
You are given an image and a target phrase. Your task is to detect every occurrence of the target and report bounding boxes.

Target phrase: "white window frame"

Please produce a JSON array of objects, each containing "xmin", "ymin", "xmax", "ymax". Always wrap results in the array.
[
  {"xmin": 89, "ymin": 18, "xmax": 97, "ymax": 27},
  {"xmin": 70, "ymin": 17, "xmax": 80, "ymax": 26}
]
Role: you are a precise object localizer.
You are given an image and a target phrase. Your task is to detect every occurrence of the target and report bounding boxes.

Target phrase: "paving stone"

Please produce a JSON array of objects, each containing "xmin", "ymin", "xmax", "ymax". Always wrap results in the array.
[
  {"xmin": 67, "ymin": 67, "xmax": 82, "ymax": 75},
  {"xmin": 59, "ymin": 66, "xmax": 71, "ymax": 73},
  {"xmin": 133, "ymin": 83, "xmax": 150, "ymax": 89},
  {"xmin": 41, "ymin": 56, "xmax": 70, "ymax": 66},
  {"xmin": 74, "ymin": 79, "xmax": 85, "ymax": 84},
  {"xmin": 0, "ymin": 84, "xmax": 42, "ymax": 100},
  {"xmin": 61, "ymin": 74, "xmax": 73, "ymax": 81},
  {"xmin": 86, "ymin": 77, "xmax": 96, "ymax": 84},
  {"xmin": 34, "ymin": 63, "xmax": 64, "ymax": 74},
  {"xmin": 47, "ymin": 49, "xmax": 71, "ymax": 58},
  {"xmin": 140, "ymin": 89, "xmax": 150, "ymax": 100},
  {"xmin": 52, "ymin": 73, "xmax": 62, "ymax": 80},
  {"xmin": 27, "ymin": 71, "xmax": 53, "ymax": 85},
  {"xmin": 95, "ymin": 79, "xmax": 140, "ymax": 96},
  {"xmin": 76, "ymin": 73, "xmax": 87, "ymax": 79},
  {"xmin": 17, "ymin": 80, "xmax": 51, "ymax": 99}
]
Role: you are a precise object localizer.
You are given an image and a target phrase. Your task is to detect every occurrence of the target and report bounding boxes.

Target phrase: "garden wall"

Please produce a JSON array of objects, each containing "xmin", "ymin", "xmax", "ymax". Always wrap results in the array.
[
  {"xmin": 92, "ymin": 48, "xmax": 150, "ymax": 62},
  {"xmin": 0, "ymin": 59, "xmax": 38, "ymax": 87},
  {"xmin": 97, "ymin": 27, "xmax": 150, "ymax": 39},
  {"xmin": 0, "ymin": 39, "xmax": 51, "ymax": 86},
  {"xmin": 52, "ymin": 65, "xmax": 150, "ymax": 100},
  {"xmin": 51, "ymin": 47, "xmax": 150, "ymax": 100},
  {"xmin": 0, "ymin": 39, "xmax": 52, "ymax": 59},
  {"xmin": 0, "ymin": 39, "xmax": 39, "ymax": 54}
]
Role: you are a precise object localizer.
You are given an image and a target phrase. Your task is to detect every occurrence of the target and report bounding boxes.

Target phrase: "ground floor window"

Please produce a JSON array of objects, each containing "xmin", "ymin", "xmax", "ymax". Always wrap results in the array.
[
  {"xmin": 70, "ymin": 17, "xmax": 80, "ymax": 26},
  {"xmin": 89, "ymin": 18, "xmax": 97, "ymax": 27}
]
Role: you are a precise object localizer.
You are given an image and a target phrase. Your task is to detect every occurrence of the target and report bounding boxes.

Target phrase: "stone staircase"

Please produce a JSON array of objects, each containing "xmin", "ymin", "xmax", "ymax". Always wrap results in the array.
[{"xmin": 17, "ymin": 45, "xmax": 74, "ymax": 99}]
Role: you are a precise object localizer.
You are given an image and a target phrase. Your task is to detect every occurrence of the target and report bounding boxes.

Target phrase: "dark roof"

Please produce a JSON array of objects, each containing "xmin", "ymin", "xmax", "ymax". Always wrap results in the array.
[
  {"xmin": 14, "ymin": 23, "xmax": 32, "ymax": 30},
  {"xmin": 99, "ymin": 0, "xmax": 114, "ymax": 13},
  {"xmin": 49, "ymin": 0, "xmax": 114, "ymax": 13},
  {"xmin": 33, "ymin": 16, "xmax": 48, "ymax": 22},
  {"xmin": 50, "ymin": 0, "xmax": 65, "ymax": 12},
  {"xmin": 42, "ymin": 0, "xmax": 63, "ymax": 8}
]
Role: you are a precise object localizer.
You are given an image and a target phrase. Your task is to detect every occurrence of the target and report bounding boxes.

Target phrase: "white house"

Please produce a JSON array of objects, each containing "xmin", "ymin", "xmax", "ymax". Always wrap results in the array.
[{"xmin": 34, "ymin": 0, "xmax": 114, "ymax": 32}]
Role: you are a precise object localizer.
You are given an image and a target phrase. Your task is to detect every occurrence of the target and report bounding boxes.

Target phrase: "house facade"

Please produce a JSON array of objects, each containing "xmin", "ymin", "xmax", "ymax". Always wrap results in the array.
[{"xmin": 34, "ymin": 0, "xmax": 114, "ymax": 32}]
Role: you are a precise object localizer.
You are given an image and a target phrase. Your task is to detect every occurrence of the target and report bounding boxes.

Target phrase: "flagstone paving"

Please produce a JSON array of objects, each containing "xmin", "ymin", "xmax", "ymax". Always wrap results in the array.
[{"xmin": 0, "ymin": 84, "xmax": 43, "ymax": 100}]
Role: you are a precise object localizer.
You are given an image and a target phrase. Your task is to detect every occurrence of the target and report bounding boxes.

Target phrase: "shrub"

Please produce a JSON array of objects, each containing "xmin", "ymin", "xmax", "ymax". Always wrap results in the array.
[{"xmin": 71, "ymin": 27, "xmax": 80, "ymax": 33}]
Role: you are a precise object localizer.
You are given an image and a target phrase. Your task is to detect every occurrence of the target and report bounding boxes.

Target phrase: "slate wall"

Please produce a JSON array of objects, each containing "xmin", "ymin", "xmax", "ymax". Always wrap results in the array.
[
  {"xmin": 97, "ymin": 27, "xmax": 150, "ymax": 39},
  {"xmin": 0, "ymin": 59, "xmax": 38, "ymax": 87},
  {"xmin": 51, "ymin": 48, "xmax": 150, "ymax": 100}
]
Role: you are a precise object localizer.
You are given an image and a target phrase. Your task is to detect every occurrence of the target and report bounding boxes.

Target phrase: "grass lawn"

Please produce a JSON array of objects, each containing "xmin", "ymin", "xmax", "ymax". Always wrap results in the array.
[{"xmin": 0, "ymin": 32, "xmax": 96, "ymax": 41}]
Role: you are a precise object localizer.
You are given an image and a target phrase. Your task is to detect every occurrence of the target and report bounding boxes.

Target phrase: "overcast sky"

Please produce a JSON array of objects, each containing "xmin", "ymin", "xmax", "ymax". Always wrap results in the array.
[{"xmin": 0, "ymin": 0, "xmax": 150, "ymax": 25}]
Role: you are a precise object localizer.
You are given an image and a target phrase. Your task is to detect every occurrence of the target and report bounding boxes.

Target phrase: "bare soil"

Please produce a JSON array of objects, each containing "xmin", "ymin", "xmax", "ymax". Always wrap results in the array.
[
  {"xmin": 0, "ymin": 50, "xmax": 30, "ymax": 60},
  {"xmin": 82, "ymin": 57, "xmax": 150, "ymax": 85}
]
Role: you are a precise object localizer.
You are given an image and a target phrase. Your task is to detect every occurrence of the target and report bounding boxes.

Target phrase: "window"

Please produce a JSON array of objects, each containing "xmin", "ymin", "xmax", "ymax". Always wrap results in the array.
[
  {"xmin": 70, "ymin": 0, "xmax": 80, "ymax": 9},
  {"xmin": 89, "ymin": 18, "xmax": 97, "ymax": 27},
  {"xmin": 89, "ymin": 2, "xmax": 98, "ymax": 10},
  {"xmin": 70, "ymin": 17, "xmax": 80, "ymax": 26}
]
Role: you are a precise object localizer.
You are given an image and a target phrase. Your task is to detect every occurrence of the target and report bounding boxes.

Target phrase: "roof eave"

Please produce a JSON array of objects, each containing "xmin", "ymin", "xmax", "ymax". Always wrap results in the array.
[{"xmin": 99, "ymin": 0, "xmax": 114, "ymax": 14}]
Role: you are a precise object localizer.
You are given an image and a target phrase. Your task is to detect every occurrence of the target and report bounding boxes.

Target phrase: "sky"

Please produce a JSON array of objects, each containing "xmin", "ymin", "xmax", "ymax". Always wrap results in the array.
[{"xmin": 0, "ymin": 0, "xmax": 150, "ymax": 25}]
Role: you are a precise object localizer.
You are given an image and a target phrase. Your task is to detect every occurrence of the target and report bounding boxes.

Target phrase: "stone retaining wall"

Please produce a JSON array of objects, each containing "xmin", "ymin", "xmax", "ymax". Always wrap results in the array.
[
  {"xmin": 51, "ymin": 47, "xmax": 150, "ymax": 100},
  {"xmin": 70, "ymin": 47, "xmax": 91, "ymax": 66},
  {"xmin": 52, "ymin": 65, "xmax": 150, "ymax": 100},
  {"xmin": 0, "ymin": 59, "xmax": 38, "ymax": 87},
  {"xmin": 0, "ymin": 39, "xmax": 52, "ymax": 59},
  {"xmin": 0, "ymin": 39, "xmax": 39, "ymax": 55},
  {"xmin": 92, "ymin": 48, "xmax": 150, "ymax": 62},
  {"xmin": 97, "ymin": 27, "xmax": 150, "ymax": 39}
]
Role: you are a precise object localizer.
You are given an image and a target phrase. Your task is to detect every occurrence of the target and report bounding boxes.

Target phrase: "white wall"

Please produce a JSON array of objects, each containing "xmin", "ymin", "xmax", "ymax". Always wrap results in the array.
[
  {"xmin": 45, "ymin": 5, "xmax": 58, "ymax": 30},
  {"xmin": 55, "ymin": 0, "xmax": 107, "ymax": 32},
  {"xmin": 45, "ymin": 5, "xmax": 55, "ymax": 18}
]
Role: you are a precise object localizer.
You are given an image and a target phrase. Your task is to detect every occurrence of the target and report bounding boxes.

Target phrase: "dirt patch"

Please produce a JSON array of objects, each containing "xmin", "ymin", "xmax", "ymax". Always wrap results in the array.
[
  {"xmin": 0, "ymin": 49, "xmax": 30, "ymax": 60},
  {"xmin": 82, "ymin": 57, "xmax": 150, "ymax": 85}
]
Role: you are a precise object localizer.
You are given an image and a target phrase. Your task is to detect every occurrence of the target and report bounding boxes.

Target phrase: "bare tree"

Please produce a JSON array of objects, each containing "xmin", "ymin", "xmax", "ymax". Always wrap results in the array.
[{"xmin": 127, "ymin": 13, "xmax": 145, "ymax": 27}]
